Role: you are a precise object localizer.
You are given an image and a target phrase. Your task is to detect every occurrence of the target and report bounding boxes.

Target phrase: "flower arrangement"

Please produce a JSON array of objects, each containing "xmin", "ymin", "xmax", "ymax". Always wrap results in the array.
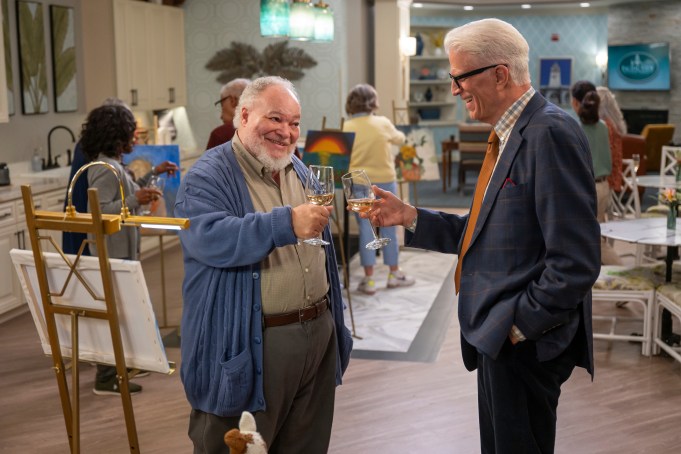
[
  {"xmin": 658, "ymin": 188, "xmax": 681, "ymax": 206},
  {"xmin": 395, "ymin": 136, "xmax": 426, "ymax": 182},
  {"xmin": 657, "ymin": 188, "xmax": 680, "ymax": 230}
]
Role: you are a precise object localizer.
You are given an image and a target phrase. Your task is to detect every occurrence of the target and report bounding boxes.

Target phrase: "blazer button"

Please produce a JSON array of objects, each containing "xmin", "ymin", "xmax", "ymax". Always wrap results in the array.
[{"xmin": 252, "ymin": 272, "xmax": 259, "ymax": 279}]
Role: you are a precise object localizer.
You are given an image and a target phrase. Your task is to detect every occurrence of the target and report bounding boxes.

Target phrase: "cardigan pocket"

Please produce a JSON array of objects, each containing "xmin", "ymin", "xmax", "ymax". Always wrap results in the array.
[{"xmin": 216, "ymin": 348, "xmax": 254, "ymax": 414}]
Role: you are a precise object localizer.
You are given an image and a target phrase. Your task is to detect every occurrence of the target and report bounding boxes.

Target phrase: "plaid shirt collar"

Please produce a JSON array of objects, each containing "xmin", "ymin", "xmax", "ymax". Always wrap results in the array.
[{"xmin": 494, "ymin": 87, "xmax": 535, "ymax": 149}]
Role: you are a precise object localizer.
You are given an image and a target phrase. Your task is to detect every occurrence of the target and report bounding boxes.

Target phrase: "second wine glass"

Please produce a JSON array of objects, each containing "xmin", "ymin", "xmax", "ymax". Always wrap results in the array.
[
  {"xmin": 341, "ymin": 169, "xmax": 391, "ymax": 250},
  {"xmin": 140, "ymin": 175, "xmax": 165, "ymax": 215},
  {"xmin": 303, "ymin": 165, "xmax": 334, "ymax": 246}
]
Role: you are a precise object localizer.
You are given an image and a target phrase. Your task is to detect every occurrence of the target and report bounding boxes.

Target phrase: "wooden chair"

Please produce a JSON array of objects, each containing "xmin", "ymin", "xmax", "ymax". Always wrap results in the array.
[{"xmin": 457, "ymin": 123, "xmax": 492, "ymax": 193}]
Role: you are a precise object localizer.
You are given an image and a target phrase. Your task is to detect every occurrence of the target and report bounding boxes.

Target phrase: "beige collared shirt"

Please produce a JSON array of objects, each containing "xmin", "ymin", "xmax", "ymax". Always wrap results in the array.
[{"xmin": 232, "ymin": 133, "xmax": 329, "ymax": 315}]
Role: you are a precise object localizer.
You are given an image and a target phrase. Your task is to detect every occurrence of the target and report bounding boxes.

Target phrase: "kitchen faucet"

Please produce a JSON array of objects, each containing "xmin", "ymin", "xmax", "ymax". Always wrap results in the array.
[{"xmin": 46, "ymin": 125, "xmax": 76, "ymax": 170}]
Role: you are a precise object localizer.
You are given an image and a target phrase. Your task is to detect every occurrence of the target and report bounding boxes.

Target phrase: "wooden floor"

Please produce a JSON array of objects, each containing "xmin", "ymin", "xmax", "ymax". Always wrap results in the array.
[{"xmin": 2, "ymin": 243, "xmax": 681, "ymax": 453}]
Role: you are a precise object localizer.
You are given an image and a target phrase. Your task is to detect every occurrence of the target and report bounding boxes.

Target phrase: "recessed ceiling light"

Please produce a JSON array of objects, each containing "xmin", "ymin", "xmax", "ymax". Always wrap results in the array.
[
  {"xmin": 521, "ymin": 3, "xmax": 531, "ymax": 8},
  {"xmin": 463, "ymin": 5, "xmax": 474, "ymax": 11},
  {"xmin": 580, "ymin": 2, "xmax": 590, "ymax": 7}
]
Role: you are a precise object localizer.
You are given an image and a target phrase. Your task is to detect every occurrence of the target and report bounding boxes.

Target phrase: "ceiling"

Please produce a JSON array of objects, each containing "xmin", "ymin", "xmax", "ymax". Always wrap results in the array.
[{"xmin": 414, "ymin": 0, "xmax": 643, "ymax": 9}]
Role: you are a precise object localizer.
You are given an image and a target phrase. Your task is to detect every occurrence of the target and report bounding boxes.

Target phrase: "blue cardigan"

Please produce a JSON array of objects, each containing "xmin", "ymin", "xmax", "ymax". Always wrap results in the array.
[{"xmin": 175, "ymin": 142, "xmax": 353, "ymax": 417}]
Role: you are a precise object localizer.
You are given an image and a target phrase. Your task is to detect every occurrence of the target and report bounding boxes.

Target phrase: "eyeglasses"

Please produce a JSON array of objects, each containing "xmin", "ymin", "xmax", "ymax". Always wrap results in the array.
[
  {"xmin": 214, "ymin": 95, "xmax": 233, "ymax": 107},
  {"xmin": 449, "ymin": 64, "xmax": 508, "ymax": 90}
]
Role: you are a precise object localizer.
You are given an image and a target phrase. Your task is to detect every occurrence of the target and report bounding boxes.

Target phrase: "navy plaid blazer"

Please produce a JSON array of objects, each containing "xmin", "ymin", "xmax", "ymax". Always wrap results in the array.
[{"xmin": 408, "ymin": 93, "xmax": 600, "ymax": 376}]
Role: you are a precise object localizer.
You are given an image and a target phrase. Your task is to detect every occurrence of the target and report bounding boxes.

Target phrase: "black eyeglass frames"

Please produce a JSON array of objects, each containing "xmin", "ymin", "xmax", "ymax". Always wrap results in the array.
[
  {"xmin": 448, "ymin": 64, "xmax": 508, "ymax": 89},
  {"xmin": 214, "ymin": 95, "xmax": 233, "ymax": 107}
]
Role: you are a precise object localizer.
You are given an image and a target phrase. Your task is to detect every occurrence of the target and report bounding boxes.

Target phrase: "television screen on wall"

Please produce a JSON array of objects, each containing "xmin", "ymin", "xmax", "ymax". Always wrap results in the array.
[{"xmin": 607, "ymin": 42, "xmax": 671, "ymax": 91}]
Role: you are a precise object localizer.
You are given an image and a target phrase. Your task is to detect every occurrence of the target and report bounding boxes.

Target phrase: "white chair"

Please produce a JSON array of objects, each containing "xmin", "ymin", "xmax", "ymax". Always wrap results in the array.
[
  {"xmin": 592, "ymin": 266, "xmax": 656, "ymax": 356},
  {"xmin": 660, "ymin": 145, "xmax": 680, "ymax": 177},
  {"xmin": 608, "ymin": 159, "xmax": 654, "ymax": 265},
  {"xmin": 609, "ymin": 159, "xmax": 641, "ymax": 221},
  {"xmin": 595, "ymin": 159, "xmax": 657, "ymax": 355},
  {"xmin": 652, "ymin": 282, "xmax": 681, "ymax": 363}
]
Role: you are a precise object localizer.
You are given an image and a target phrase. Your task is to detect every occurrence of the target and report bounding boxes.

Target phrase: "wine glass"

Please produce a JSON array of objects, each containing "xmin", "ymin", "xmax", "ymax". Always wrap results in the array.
[
  {"xmin": 140, "ymin": 175, "xmax": 165, "ymax": 215},
  {"xmin": 632, "ymin": 154, "xmax": 640, "ymax": 173},
  {"xmin": 341, "ymin": 169, "xmax": 391, "ymax": 250},
  {"xmin": 303, "ymin": 165, "xmax": 334, "ymax": 246}
]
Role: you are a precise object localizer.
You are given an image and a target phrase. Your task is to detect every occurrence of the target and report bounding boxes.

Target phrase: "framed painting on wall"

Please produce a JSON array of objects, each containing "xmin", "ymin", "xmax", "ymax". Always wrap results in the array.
[
  {"xmin": 538, "ymin": 57, "xmax": 572, "ymax": 106},
  {"xmin": 2, "ymin": 0, "xmax": 14, "ymax": 115},
  {"xmin": 49, "ymin": 5, "xmax": 77, "ymax": 112},
  {"xmin": 16, "ymin": 0, "xmax": 48, "ymax": 114}
]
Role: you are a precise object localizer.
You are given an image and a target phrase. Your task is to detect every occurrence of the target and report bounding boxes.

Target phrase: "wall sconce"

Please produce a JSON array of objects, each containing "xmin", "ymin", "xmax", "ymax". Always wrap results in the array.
[
  {"xmin": 260, "ymin": 0, "xmax": 334, "ymax": 42},
  {"xmin": 596, "ymin": 51, "xmax": 608, "ymax": 83},
  {"xmin": 66, "ymin": 161, "xmax": 189, "ymax": 231},
  {"xmin": 400, "ymin": 36, "xmax": 417, "ymax": 57}
]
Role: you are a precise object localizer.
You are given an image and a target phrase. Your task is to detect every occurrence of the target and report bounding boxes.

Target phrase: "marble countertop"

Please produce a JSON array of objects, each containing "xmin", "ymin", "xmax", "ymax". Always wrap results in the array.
[{"xmin": 0, "ymin": 161, "xmax": 70, "ymax": 203}]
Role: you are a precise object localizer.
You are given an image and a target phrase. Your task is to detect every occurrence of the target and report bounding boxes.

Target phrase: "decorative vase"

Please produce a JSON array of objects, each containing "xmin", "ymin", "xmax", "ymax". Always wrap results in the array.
[
  {"xmin": 415, "ymin": 33, "xmax": 424, "ymax": 56},
  {"xmin": 667, "ymin": 203, "xmax": 678, "ymax": 231}
]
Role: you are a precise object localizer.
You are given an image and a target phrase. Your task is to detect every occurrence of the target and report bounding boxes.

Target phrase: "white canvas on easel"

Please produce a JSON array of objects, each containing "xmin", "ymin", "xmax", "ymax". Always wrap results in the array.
[{"xmin": 10, "ymin": 249, "xmax": 171, "ymax": 374}]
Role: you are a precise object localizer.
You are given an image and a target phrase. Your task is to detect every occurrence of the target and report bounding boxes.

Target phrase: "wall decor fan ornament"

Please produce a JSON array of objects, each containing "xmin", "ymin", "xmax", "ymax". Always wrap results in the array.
[{"xmin": 205, "ymin": 41, "xmax": 317, "ymax": 83}]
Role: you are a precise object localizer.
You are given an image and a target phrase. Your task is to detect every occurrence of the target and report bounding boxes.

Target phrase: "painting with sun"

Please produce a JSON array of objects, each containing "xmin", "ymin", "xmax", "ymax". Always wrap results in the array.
[{"xmin": 302, "ymin": 130, "xmax": 356, "ymax": 188}]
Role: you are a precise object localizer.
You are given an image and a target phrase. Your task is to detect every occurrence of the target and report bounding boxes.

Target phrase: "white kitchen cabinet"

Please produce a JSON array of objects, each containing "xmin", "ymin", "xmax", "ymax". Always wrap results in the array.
[
  {"xmin": 83, "ymin": 0, "xmax": 187, "ymax": 111},
  {"xmin": 0, "ymin": 201, "xmax": 23, "ymax": 318},
  {"xmin": 112, "ymin": 0, "xmax": 186, "ymax": 111}
]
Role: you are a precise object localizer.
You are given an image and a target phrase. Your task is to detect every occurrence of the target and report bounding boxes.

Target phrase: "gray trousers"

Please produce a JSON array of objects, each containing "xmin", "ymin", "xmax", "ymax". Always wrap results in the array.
[{"xmin": 188, "ymin": 310, "xmax": 337, "ymax": 454}]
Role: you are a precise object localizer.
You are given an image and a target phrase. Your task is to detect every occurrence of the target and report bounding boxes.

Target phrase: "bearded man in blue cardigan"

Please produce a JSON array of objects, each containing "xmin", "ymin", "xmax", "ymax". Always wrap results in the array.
[{"xmin": 175, "ymin": 76, "xmax": 353, "ymax": 454}]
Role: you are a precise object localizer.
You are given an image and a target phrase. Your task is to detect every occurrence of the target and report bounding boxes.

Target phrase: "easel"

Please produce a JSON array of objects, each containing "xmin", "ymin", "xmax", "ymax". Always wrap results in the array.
[
  {"xmin": 19, "ymin": 184, "xmax": 176, "ymax": 453},
  {"xmin": 320, "ymin": 116, "xmax": 361, "ymax": 339}
]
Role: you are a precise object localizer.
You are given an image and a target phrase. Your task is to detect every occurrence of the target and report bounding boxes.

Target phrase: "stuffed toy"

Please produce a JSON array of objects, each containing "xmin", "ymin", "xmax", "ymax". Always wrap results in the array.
[{"xmin": 224, "ymin": 411, "xmax": 268, "ymax": 454}]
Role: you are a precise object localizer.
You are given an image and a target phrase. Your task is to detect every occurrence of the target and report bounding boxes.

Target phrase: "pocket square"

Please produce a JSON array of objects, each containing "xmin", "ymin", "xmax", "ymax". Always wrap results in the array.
[{"xmin": 503, "ymin": 178, "xmax": 516, "ymax": 188}]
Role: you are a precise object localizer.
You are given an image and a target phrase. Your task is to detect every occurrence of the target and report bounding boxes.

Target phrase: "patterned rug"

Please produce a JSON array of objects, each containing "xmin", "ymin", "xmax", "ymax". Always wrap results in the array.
[{"xmin": 342, "ymin": 247, "xmax": 456, "ymax": 362}]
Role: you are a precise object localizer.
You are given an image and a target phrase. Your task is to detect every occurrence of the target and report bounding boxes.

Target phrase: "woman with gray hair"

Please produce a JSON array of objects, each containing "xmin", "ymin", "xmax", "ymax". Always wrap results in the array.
[{"xmin": 343, "ymin": 83, "xmax": 415, "ymax": 295}]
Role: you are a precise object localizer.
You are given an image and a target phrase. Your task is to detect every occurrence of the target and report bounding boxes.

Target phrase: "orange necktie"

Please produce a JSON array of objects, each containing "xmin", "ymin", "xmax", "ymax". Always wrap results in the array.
[{"xmin": 454, "ymin": 130, "xmax": 499, "ymax": 294}]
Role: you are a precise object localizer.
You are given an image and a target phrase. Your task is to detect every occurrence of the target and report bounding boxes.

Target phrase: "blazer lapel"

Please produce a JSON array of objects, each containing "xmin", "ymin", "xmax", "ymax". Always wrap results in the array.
[{"xmin": 466, "ymin": 93, "xmax": 547, "ymax": 248}]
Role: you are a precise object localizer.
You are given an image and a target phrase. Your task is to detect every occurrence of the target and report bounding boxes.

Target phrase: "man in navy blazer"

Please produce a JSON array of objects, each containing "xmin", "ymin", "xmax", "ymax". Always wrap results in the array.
[{"xmin": 366, "ymin": 19, "xmax": 600, "ymax": 453}]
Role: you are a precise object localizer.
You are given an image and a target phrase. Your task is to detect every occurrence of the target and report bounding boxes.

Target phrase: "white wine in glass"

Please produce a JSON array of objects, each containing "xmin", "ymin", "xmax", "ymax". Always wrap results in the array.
[
  {"xmin": 304, "ymin": 165, "xmax": 334, "ymax": 246},
  {"xmin": 342, "ymin": 169, "xmax": 391, "ymax": 250}
]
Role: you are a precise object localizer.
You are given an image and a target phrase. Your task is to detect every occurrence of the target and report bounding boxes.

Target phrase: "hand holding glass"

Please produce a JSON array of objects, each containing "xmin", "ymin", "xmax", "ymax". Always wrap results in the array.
[
  {"xmin": 303, "ymin": 165, "xmax": 334, "ymax": 246},
  {"xmin": 140, "ymin": 175, "xmax": 165, "ymax": 215},
  {"xmin": 342, "ymin": 170, "xmax": 391, "ymax": 250}
]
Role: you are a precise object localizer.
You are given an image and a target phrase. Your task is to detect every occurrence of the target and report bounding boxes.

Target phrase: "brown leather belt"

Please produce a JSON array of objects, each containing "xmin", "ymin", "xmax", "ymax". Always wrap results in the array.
[
  {"xmin": 595, "ymin": 176, "xmax": 608, "ymax": 183},
  {"xmin": 263, "ymin": 296, "xmax": 329, "ymax": 328}
]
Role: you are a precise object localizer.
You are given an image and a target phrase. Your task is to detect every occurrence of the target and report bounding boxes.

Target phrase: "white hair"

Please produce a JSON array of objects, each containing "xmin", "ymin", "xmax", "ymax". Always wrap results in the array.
[
  {"xmin": 233, "ymin": 76, "xmax": 299, "ymax": 128},
  {"xmin": 596, "ymin": 86, "xmax": 627, "ymax": 135},
  {"xmin": 443, "ymin": 18, "xmax": 530, "ymax": 85}
]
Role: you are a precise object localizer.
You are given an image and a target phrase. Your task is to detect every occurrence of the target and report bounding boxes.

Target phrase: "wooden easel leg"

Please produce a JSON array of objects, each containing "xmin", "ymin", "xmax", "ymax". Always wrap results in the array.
[
  {"xmin": 70, "ymin": 311, "xmax": 81, "ymax": 454},
  {"xmin": 333, "ymin": 199, "xmax": 361, "ymax": 339}
]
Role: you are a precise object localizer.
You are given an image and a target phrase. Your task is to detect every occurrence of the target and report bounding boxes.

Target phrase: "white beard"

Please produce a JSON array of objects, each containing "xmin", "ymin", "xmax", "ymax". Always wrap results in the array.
[{"xmin": 252, "ymin": 145, "xmax": 294, "ymax": 172}]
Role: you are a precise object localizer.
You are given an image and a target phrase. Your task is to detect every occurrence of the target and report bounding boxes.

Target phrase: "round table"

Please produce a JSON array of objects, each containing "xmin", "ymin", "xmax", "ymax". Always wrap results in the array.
[{"xmin": 636, "ymin": 175, "xmax": 681, "ymax": 189}]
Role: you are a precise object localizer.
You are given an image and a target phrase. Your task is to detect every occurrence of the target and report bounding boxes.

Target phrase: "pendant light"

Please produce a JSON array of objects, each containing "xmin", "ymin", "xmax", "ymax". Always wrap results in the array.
[
  {"xmin": 260, "ymin": 0, "xmax": 290, "ymax": 37},
  {"xmin": 313, "ymin": 2, "xmax": 334, "ymax": 42},
  {"xmin": 289, "ymin": 0, "xmax": 315, "ymax": 41}
]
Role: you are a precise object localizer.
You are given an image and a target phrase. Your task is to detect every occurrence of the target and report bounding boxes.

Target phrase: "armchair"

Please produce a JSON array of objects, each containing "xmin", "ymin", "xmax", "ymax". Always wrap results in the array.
[{"xmin": 640, "ymin": 124, "xmax": 675, "ymax": 172}]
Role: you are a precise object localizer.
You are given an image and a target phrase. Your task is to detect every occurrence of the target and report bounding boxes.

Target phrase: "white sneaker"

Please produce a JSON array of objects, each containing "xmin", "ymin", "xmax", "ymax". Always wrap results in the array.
[
  {"xmin": 387, "ymin": 270, "xmax": 415, "ymax": 288},
  {"xmin": 357, "ymin": 276, "xmax": 376, "ymax": 295}
]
